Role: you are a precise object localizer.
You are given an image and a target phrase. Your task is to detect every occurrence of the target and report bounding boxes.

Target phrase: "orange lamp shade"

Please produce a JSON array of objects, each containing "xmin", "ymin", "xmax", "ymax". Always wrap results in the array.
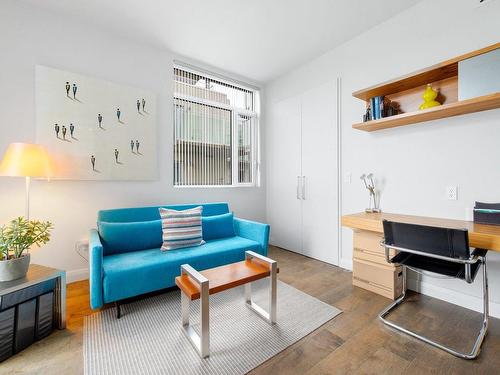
[{"xmin": 0, "ymin": 143, "xmax": 53, "ymax": 178}]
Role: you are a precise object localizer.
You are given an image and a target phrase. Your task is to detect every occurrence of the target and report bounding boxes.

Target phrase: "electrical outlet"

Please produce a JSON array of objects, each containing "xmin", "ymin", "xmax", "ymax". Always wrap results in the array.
[
  {"xmin": 75, "ymin": 240, "xmax": 89, "ymax": 262},
  {"xmin": 446, "ymin": 186, "xmax": 458, "ymax": 200},
  {"xmin": 344, "ymin": 172, "xmax": 352, "ymax": 184}
]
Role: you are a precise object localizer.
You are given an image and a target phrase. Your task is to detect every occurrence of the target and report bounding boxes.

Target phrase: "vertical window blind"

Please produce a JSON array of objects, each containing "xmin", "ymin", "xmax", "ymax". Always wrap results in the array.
[{"xmin": 173, "ymin": 66, "xmax": 258, "ymax": 186}]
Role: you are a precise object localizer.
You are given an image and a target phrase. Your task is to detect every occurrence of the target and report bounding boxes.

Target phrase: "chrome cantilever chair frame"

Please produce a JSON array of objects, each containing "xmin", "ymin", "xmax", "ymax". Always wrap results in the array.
[{"xmin": 379, "ymin": 241, "xmax": 489, "ymax": 360}]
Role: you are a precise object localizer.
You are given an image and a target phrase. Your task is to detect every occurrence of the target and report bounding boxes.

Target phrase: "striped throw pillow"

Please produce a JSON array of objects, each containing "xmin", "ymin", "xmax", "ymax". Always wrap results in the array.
[{"xmin": 159, "ymin": 206, "xmax": 205, "ymax": 251}]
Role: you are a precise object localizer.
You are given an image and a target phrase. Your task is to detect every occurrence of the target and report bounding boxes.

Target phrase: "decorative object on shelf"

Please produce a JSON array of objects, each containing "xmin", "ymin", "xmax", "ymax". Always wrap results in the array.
[
  {"xmin": 385, "ymin": 100, "xmax": 400, "ymax": 117},
  {"xmin": 419, "ymin": 84, "xmax": 441, "ymax": 110},
  {"xmin": 360, "ymin": 173, "xmax": 381, "ymax": 213},
  {"xmin": 0, "ymin": 217, "xmax": 53, "ymax": 281},
  {"xmin": 35, "ymin": 65, "xmax": 158, "ymax": 180},
  {"xmin": 364, "ymin": 96, "xmax": 399, "ymax": 122},
  {"xmin": 363, "ymin": 106, "xmax": 372, "ymax": 122},
  {"xmin": 0, "ymin": 142, "xmax": 52, "ymax": 220}
]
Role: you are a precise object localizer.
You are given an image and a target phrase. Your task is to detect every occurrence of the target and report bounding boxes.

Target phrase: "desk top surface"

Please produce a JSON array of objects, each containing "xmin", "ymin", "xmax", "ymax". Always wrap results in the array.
[{"xmin": 342, "ymin": 212, "xmax": 500, "ymax": 252}]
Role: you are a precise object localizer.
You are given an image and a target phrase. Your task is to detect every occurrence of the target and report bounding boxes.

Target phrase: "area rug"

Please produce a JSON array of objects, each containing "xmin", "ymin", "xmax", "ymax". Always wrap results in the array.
[{"xmin": 84, "ymin": 279, "xmax": 341, "ymax": 375}]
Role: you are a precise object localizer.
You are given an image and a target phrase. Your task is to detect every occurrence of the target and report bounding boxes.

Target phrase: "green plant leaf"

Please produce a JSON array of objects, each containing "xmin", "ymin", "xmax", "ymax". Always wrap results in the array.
[{"xmin": 0, "ymin": 217, "xmax": 53, "ymax": 259}]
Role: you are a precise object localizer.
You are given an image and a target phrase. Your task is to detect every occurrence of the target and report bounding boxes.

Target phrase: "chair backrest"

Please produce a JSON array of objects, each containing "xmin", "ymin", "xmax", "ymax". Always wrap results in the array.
[
  {"xmin": 382, "ymin": 220, "xmax": 471, "ymax": 260},
  {"xmin": 97, "ymin": 202, "xmax": 230, "ymax": 223}
]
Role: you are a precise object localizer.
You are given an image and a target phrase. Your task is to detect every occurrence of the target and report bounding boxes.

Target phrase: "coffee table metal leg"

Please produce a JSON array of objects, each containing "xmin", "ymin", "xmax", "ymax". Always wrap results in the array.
[
  {"xmin": 180, "ymin": 264, "xmax": 210, "ymax": 358},
  {"xmin": 244, "ymin": 251, "xmax": 277, "ymax": 324},
  {"xmin": 269, "ymin": 261, "xmax": 277, "ymax": 323},
  {"xmin": 200, "ymin": 284, "xmax": 210, "ymax": 357},
  {"xmin": 181, "ymin": 292, "xmax": 190, "ymax": 326},
  {"xmin": 245, "ymin": 282, "xmax": 252, "ymax": 305}
]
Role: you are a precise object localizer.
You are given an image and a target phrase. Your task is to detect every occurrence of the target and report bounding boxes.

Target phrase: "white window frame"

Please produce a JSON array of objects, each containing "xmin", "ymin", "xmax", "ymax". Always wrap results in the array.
[{"xmin": 173, "ymin": 64, "xmax": 260, "ymax": 188}]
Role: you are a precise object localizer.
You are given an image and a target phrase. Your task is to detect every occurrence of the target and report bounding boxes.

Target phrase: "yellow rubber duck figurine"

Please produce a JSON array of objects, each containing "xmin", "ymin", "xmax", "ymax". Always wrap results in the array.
[{"xmin": 419, "ymin": 84, "xmax": 441, "ymax": 110}]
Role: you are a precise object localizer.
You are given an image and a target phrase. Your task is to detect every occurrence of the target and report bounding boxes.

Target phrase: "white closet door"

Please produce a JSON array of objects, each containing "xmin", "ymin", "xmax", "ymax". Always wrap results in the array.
[
  {"xmin": 300, "ymin": 81, "xmax": 339, "ymax": 265},
  {"xmin": 266, "ymin": 94, "xmax": 302, "ymax": 253}
]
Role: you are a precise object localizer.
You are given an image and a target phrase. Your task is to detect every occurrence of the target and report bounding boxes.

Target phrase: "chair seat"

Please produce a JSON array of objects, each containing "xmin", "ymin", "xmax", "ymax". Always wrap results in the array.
[
  {"xmin": 102, "ymin": 236, "xmax": 262, "ymax": 303},
  {"xmin": 390, "ymin": 252, "xmax": 482, "ymax": 281}
]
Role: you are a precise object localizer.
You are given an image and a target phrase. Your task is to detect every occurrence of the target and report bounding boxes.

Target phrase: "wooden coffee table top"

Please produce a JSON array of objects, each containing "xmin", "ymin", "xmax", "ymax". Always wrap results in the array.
[{"xmin": 175, "ymin": 259, "xmax": 279, "ymax": 301}]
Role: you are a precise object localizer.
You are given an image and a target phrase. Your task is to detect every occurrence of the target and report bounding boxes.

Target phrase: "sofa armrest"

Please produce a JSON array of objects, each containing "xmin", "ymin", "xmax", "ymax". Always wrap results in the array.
[
  {"xmin": 89, "ymin": 228, "xmax": 104, "ymax": 309},
  {"xmin": 234, "ymin": 218, "xmax": 270, "ymax": 256}
]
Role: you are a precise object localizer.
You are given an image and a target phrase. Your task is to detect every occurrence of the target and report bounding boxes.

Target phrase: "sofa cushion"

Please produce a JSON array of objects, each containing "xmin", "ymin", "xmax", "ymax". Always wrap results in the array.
[
  {"xmin": 98, "ymin": 220, "xmax": 162, "ymax": 255},
  {"xmin": 102, "ymin": 236, "xmax": 262, "ymax": 303},
  {"xmin": 202, "ymin": 213, "xmax": 235, "ymax": 241},
  {"xmin": 159, "ymin": 206, "xmax": 205, "ymax": 251}
]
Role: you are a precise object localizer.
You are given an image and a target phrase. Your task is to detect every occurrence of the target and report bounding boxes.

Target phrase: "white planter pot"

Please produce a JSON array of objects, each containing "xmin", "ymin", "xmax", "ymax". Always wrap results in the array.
[{"xmin": 0, "ymin": 253, "xmax": 31, "ymax": 281}]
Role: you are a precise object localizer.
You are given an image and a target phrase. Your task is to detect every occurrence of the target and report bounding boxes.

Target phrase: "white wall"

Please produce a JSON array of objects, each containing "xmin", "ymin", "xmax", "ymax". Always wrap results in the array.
[
  {"xmin": 0, "ymin": 1, "xmax": 265, "ymax": 282},
  {"xmin": 265, "ymin": 0, "xmax": 500, "ymax": 316}
]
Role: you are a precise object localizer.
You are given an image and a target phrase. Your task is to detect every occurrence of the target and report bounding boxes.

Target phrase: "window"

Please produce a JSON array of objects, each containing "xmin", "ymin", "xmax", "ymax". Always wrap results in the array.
[{"xmin": 173, "ymin": 66, "xmax": 259, "ymax": 186}]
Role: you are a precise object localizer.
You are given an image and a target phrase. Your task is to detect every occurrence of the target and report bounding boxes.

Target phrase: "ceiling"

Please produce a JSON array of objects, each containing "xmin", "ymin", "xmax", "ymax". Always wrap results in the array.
[{"xmin": 21, "ymin": 0, "xmax": 421, "ymax": 83}]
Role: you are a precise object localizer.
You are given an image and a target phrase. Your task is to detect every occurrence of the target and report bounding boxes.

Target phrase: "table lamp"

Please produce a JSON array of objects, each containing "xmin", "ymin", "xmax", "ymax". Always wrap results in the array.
[{"xmin": 0, "ymin": 143, "xmax": 52, "ymax": 221}]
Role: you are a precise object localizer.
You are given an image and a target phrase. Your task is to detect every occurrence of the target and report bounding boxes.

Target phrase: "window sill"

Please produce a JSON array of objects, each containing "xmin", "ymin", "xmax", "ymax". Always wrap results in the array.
[{"xmin": 173, "ymin": 184, "xmax": 257, "ymax": 189}]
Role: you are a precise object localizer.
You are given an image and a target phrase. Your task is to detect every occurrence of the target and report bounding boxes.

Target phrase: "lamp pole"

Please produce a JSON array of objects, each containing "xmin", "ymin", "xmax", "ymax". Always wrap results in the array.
[{"xmin": 25, "ymin": 176, "xmax": 30, "ymax": 221}]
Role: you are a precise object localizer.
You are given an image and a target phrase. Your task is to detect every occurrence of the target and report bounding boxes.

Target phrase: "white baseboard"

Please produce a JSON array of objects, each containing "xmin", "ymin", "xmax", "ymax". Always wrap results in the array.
[
  {"xmin": 66, "ymin": 268, "xmax": 89, "ymax": 283},
  {"xmin": 339, "ymin": 258, "xmax": 353, "ymax": 271},
  {"xmin": 407, "ymin": 277, "xmax": 500, "ymax": 319}
]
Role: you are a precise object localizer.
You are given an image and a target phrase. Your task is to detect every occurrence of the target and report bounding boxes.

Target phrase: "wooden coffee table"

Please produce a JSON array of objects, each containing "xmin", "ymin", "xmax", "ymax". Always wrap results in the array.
[{"xmin": 175, "ymin": 251, "xmax": 278, "ymax": 358}]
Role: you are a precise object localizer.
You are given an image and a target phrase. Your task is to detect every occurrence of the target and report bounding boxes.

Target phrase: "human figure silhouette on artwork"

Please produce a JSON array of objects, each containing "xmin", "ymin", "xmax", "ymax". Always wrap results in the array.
[
  {"xmin": 62, "ymin": 125, "xmax": 67, "ymax": 140},
  {"xmin": 114, "ymin": 149, "xmax": 119, "ymax": 163},
  {"xmin": 54, "ymin": 123, "xmax": 60, "ymax": 138},
  {"xmin": 98, "ymin": 114, "xmax": 103, "ymax": 128},
  {"xmin": 137, "ymin": 99, "xmax": 141, "ymax": 113},
  {"xmin": 135, "ymin": 140, "xmax": 140, "ymax": 154},
  {"xmin": 65, "ymin": 82, "xmax": 71, "ymax": 97},
  {"xmin": 142, "ymin": 98, "xmax": 146, "ymax": 111},
  {"xmin": 72, "ymin": 83, "xmax": 78, "ymax": 99},
  {"xmin": 69, "ymin": 123, "xmax": 75, "ymax": 138},
  {"xmin": 91, "ymin": 155, "xmax": 96, "ymax": 171},
  {"xmin": 117, "ymin": 108, "xmax": 121, "ymax": 121},
  {"xmin": 130, "ymin": 140, "xmax": 135, "ymax": 153}
]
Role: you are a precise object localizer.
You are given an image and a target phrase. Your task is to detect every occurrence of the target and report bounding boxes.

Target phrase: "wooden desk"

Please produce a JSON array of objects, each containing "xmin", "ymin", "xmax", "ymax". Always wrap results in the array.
[
  {"xmin": 342, "ymin": 212, "xmax": 500, "ymax": 251},
  {"xmin": 341, "ymin": 212, "xmax": 500, "ymax": 299}
]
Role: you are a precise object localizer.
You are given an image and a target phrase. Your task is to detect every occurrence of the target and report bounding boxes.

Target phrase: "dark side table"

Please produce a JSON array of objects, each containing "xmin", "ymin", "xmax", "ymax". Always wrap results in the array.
[{"xmin": 0, "ymin": 264, "xmax": 66, "ymax": 362}]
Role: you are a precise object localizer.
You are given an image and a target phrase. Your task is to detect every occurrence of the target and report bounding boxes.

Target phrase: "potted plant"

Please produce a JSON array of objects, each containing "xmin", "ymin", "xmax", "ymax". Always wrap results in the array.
[{"xmin": 0, "ymin": 217, "xmax": 53, "ymax": 281}]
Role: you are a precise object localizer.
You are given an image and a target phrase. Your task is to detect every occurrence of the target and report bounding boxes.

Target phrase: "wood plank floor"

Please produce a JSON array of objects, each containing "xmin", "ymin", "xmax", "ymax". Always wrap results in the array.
[{"xmin": 2, "ymin": 245, "xmax": 499, "ymax": 374}]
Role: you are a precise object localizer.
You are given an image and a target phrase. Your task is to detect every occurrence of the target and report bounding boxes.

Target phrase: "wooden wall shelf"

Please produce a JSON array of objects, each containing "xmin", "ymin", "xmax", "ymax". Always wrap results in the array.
[
  {"xmin": 352, "ymin": 43, "xmax": 500, "ymax": 132},
  {"xmin": 353, "ymin": 92, "xmax": 500, "ymax": 132}
]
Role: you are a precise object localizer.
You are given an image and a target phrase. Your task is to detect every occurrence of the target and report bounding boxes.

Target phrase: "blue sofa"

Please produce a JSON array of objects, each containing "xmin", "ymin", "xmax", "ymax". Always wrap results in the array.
[{"xmin": 89, "ymin": 202, "xmax": 270, "ymax": 310}]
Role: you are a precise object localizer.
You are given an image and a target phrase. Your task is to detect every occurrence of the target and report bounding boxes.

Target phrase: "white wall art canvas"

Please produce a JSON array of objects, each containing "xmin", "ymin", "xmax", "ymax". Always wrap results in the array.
[{"xmin": 35, "ymin": 65, "xmax": 157, "ymax": 180}]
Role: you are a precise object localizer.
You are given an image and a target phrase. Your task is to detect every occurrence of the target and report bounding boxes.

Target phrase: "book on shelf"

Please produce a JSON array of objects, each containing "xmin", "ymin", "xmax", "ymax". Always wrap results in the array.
[
  {"xmin": 367, "ymin": 95, "xmax": 385, "ymax": 120},
  {"xmin": 370, "ymin": 97, "xmax": 377, "ymax": 120}
]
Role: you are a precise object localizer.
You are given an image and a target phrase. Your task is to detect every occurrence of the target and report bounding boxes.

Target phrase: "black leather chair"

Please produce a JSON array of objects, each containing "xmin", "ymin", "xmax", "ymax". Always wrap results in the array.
[{"xmin": 380, "ymin": 220, "xmax": 488, "ymax": 359}]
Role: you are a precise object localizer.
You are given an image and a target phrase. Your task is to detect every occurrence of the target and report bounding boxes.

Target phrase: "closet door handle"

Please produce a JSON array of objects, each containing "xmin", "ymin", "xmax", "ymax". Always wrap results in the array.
[
  {"xmin": 296, "ymin": 176, "xmax": 301, "ymax": 200},
  {"xmin": 302, "ymin": 176, "xmax": 306, "ymax": 200}
]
